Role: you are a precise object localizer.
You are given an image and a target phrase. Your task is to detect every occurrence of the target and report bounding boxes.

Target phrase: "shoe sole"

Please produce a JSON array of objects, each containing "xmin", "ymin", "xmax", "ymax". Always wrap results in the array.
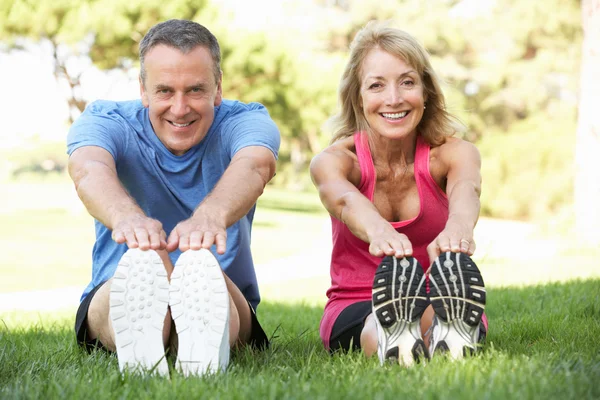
[
  {"xmin": 169, "ymin": 249, "xmax": 230, "ymax": 376},
  {"xmin": 429, "ymin": 252, "xmax": 486, "ymax": 359},
  {"xmin": 109, "ymin": 248, "xmax": 170, "ymax": 376},
  {"xmin": 372, "ymin": 256, "xmax": 429, "ymax": 366}
]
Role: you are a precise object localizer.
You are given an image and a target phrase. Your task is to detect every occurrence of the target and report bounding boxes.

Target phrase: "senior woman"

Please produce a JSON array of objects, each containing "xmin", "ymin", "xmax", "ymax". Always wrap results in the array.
[{"xmin": 310, "ymin": 21, "xmax": 487, "ymax": 366}]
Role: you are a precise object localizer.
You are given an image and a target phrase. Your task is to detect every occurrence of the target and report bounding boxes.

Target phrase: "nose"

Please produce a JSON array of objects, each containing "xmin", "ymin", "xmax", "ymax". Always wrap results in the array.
[
  {"xmin": 170, "ymin": 93, "xmax": 189, "ymax": 117},
  {"xmin": 386, "ymin": 85, "xmax": 402, "ymax": 106}
]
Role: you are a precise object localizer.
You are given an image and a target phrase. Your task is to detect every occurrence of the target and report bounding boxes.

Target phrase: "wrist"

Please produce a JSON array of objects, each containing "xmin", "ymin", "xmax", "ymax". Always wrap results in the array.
[
  {"xmin": 108, "ymin": 204, "xmax": 144, "ymax": 229},
  {"xmin": 192, "ymin": 205, "xmax": 227, "ymax": 226}
]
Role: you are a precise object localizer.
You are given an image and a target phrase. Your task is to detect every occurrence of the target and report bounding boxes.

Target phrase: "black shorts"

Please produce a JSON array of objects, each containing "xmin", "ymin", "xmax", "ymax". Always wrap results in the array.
[
  {"xmin": 327, "ymin": 301, "xmax": 488, "ymax": 353},
  {"xmin": 328, "ymin": 301, "xmax": 372, "ymax": 353},
  {"xmin": 75, "ymin": 281, "xmax": 270, "ymax": 352}
]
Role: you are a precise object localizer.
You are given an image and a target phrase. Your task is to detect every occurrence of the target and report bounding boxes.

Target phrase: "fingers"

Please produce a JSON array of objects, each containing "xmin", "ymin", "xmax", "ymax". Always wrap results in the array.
[
  {"xmin": 112, "ymin": 217, "xmax": 166, "ymax": 250},
  {"xmin": 369, "ymin": 235, "xmax": 412, "ymax": 258},
  {"xmin": 214, "ymin": 233, "xmax": 227, "ymax": 255},
  {"xmin": 426, "ymin": 241, "xmax": 441, "ymax": 268},
  {"xmin": 452, "ymin": 237, "xmax": 475, "ymax": 255},
  {"xmin": 169, "ymin": 223, "xmax": 228, "ymax": 254},
  {"xmin": 429, "ymin": 233, "xmax": 476, "ymax": 265},
  {"xmin": 166, "ymin": 230, "xmax": 180, "ymax": 252}
]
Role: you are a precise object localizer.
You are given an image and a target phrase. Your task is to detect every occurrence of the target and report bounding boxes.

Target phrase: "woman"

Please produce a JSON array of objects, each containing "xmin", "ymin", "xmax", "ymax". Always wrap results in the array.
[{"xmin": 310, "ymin": 21, "xmax": 487, "ymax": 366}]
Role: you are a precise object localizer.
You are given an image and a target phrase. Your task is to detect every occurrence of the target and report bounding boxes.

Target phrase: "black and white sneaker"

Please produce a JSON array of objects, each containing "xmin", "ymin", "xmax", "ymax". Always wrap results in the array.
[
  {"xmin": 429, "ymin": 252, "xmax": 486, "ymax": 359},
  {"xmin": 169, "ymin": 249, "xmax": 230, "ymax": 376},
  {"xmin": 109, "ymin": 248, "xmax": 170, "ymax": 376},
  {"xmin": 372, "ymin": 256, "xmax": 429, "ymax": 366}
]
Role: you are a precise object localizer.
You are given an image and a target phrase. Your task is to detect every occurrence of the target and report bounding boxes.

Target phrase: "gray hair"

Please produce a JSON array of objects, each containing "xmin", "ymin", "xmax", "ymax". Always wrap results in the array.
[{"xmin": 139, "ymin": 19, "xmax": 221, "ymax": 85}]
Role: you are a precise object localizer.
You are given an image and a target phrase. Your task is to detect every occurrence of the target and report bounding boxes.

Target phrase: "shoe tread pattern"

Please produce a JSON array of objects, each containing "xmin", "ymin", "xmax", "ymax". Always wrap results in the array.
[
  {"xmin": 109, "ymin": 248, "xmax": 170, "ymax": 376},
  {"xmin": 372, "ymin": 256, "xmax": 429, "ymax": 327},
  {"xmin": 372, "ymin": 256, "xmax": 429, "ymax": 365},
  {"xmin": 169, "ymin": 249, "xmax": 229, "ymax": 376},
  {"xmin": 429, "ymin": 252, "xmax": 486, "ymax": 327}
]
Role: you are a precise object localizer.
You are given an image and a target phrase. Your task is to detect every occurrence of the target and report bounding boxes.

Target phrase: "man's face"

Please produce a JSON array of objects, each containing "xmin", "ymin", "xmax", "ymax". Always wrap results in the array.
[{"xmin": 140, "ymin": 44, "xmax": 222, "ymax": 155}]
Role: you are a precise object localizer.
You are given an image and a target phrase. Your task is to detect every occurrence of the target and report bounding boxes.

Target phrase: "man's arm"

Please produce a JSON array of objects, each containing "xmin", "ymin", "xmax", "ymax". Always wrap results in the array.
[
  {"xmin": 167, "ymin": 145, "xmax": 276, "ymax": 254},
  {"xmin": 68, "ymin": 145, "xmax": 167, "ymax": 250}
]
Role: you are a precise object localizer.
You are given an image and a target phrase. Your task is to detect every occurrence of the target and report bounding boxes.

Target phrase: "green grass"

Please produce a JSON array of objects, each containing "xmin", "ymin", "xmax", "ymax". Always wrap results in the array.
[
  {"xmin": 2, "ymin": 180, "xmax": 600, "ymax": 398},
  {"xmin": 2, "ymin": 280, "xmax": 599, "ymax": 399}
]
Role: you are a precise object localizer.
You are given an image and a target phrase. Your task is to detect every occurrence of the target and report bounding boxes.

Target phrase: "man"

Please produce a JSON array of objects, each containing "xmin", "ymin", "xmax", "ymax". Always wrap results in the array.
[{"xmin": 68, "ymin": 19, "xmax": 280, "ymax": 376}]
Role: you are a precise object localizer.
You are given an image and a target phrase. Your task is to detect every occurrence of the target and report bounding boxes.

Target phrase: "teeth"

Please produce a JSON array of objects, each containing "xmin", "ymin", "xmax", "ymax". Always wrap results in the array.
[
  {"xmin": 382, "ymin": 111, "xmax": 408, "ymax": 119},
  {"xmin": 171, "ymin": 121, "xmax": 191, "ymax": 127}
]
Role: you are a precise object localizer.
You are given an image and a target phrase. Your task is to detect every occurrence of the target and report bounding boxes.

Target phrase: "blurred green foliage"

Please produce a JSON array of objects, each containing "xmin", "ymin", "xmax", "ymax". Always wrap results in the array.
[{"xmin": 0, "ymin": 0, "xmax": 583, "ymax": 220}]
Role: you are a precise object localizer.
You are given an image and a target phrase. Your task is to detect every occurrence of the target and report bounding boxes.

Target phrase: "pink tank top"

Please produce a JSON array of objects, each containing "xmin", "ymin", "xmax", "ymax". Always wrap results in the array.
[{"xmin": 319, "ymin": 132, "xmax": 449, "ymax": 348}]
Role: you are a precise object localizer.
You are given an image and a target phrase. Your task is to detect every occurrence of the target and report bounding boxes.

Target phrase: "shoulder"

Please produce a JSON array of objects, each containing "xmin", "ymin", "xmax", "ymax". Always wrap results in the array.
[
  {"xmin": 432, "ymin": 136, "xmax": 480, "ymax": 165},
  {"xmin": 82, "ymin": 99, "xmax": 143, "ymax": 119},
  {"xmin": 313, "ymin": 136, "xmax": 357, "ymax": 165},
  {"xmin": 74, "ymin": 99, "xmax": 144, "ymax": 131},
  {"xmin": 219, "ymin": 99, "xmax": 272, "ymax": 121},
  {"xmin": 217, "ymin": 100, "xmax": 278, "ymax": 136},
  {"xmin": 310, "ymin": 136, "xmax": 360, "ymax": 184}
]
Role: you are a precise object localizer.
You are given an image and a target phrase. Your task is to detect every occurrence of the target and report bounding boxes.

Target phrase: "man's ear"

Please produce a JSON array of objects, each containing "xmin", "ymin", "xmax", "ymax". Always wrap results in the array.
[
  {"xmin": 214, "ymin": 70, "xmax": 223, "ymax": 107},
  {"xmin": 139, "ymin": 76, "xmax": 149, "ymax": 108}
]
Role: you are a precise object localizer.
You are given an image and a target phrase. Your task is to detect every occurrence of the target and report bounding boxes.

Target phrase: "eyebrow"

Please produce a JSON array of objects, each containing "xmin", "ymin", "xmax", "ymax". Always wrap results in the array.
[
  {"xmin": 364, "ymin": 70, "xmax": 418, "ymax": 81},
  {"xmin": 154, "ymin": 83, "xmax": 207, "ymax": 91}
]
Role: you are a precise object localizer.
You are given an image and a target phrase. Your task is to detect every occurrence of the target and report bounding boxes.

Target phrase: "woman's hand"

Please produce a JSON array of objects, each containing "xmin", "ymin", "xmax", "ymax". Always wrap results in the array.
[
  {"xmin": 368, "ymin": 225, "xmax": 413, "ymax": 258},
  {"xmin": 426, "ymin": 220, "xmax": 475, "ymax": 266}
]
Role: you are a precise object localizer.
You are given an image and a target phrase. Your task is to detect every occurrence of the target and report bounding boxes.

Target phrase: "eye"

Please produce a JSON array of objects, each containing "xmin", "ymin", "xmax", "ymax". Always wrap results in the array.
[
  {"xmin": 191, "ymin": 87, "xmax": 201, "ymax": 93},
  {"xmin": 402, "ymin": 80, "xmax": 415, "ymax": 87},
  {"xmin": 158, "ymin": 89, "xmax": 170, "ymax": 94},
  {"xmin": 368, "ymin": 83, "xmax": 382, "ymax": 90}
]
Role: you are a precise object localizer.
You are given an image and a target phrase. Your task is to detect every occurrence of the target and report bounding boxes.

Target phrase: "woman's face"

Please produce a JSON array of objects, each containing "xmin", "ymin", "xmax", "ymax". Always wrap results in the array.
[{"xmin": 359, "ymin": 48, "xmax": 426, "ymax": 141}]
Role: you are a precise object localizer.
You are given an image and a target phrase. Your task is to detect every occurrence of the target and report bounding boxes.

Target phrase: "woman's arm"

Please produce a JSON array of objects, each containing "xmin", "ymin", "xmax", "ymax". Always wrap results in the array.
[
  {"xmin": 310, "ymin": 145, "xmax": 413, "ymax": 258},
  {"xmin": 427, "ymin": 138, "xmax": 482, "ymax": 264}
]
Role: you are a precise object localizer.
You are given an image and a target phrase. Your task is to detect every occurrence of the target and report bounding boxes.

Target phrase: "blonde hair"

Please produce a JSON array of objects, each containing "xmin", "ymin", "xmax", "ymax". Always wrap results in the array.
[{"xmin": 327, "ymin": 20, "xmax": 462, "ymax": 146}]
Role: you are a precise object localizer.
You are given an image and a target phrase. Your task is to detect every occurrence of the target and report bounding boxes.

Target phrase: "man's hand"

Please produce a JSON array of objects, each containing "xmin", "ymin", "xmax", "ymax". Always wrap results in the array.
[
  {"xmin": 368, "ymin": 225, "xmax": 413, "ymax": 259},
  {"xmin": 167, "ymin": 211, "xmax": 227, "ymax": 254},
  {"xmin": 426, "ymin": 220, "xmax": 475, "ymax": 266},
  {"xmin": 111, "ymin": 214, "xmax": 167, "ymax": 251}
]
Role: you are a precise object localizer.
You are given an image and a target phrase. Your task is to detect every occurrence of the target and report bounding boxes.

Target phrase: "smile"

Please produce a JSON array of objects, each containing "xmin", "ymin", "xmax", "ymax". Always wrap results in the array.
[
  {"xmin": 381, "ymin": 111, "xmax": 409, "ymax": 119},
  {"xmin": 168, "ymin": 120, "xmax": 194, "ymax": 128}
]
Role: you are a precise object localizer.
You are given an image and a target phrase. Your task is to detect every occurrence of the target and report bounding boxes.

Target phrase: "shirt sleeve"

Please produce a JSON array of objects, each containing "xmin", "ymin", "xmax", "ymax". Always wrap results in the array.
[
  {"xmin": 220, "ymin": 102, "xmax": 281, "ymax": 160},
  {"xmin": 66, "ymin": 101, "xmax": 127, "ymax": 161}
]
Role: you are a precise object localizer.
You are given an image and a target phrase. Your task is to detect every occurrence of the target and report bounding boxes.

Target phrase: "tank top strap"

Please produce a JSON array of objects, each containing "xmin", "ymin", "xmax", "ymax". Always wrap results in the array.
[
  {"xmin": 353, "ymin": 132, "xmax": 376, "ymax": 199},
  {"xmin": 414, "ymin": 136, "xmax": 429, "ymax": 176},
  {"xmin": 414, "ymin": 135, "xmax": 448, "ymax": 204}
]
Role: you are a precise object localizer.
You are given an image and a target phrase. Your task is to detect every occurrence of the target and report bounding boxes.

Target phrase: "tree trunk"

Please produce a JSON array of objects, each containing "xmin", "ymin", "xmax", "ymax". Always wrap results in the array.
[
  {"xmin": 51, "ymin": 39, "xmax": 86, "ymax": 124},
  {"xmin": 575, "ymin": 0, "xmax": 600, "ymax": 244}
]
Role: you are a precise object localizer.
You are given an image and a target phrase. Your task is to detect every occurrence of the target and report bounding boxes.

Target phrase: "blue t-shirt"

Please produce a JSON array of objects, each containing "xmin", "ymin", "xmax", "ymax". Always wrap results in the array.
[{"xmin": 67, "ymin": 99, "xmax": 280, "ymax": 310}]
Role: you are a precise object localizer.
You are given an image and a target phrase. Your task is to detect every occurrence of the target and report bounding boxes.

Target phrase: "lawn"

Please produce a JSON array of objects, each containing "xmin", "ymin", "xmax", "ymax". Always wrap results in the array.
[
  {"xmin": 1, "ymin": 279, "xmax": 599, "ymax": 399},
  {"xmin": 2, "ymin": 180, "xmax": 600, "ymax": 399}
]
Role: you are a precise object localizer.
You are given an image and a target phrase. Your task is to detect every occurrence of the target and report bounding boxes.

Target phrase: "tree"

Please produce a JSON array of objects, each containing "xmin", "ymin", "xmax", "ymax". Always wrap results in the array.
[
  {"xmin": 0, "ymin": 0, "xmax": 205, "ymax": 123},
  {"xmin": 575, "ymin": 0, "xmax": 600, "ymax": 244},
  {"xmin": 0, "ymin": 0, "xmax": 91, "ymax": 123}
]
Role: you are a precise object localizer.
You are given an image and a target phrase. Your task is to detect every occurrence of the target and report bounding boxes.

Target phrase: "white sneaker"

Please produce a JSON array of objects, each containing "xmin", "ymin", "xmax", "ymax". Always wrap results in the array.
[
  {"xmin": 109, "ymin": 248, "xmax": 170, "ymax": 376},
  {"xmin": 169, "ymin": 249, "xmax": 230, "ymax": 376},
  {"xmin": 372, "ymin": 256, "xmax": 429, "ymax": 366},
  {"xmin": 429, "ymin": 252, "xmax": 486, "ymax": 359}
]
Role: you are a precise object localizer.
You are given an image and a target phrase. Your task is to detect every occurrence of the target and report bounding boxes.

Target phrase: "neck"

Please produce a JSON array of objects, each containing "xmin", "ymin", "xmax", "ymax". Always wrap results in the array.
[{"xmin": 369, "ymin": 133, "xmax": 417, "ymax": 168}]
